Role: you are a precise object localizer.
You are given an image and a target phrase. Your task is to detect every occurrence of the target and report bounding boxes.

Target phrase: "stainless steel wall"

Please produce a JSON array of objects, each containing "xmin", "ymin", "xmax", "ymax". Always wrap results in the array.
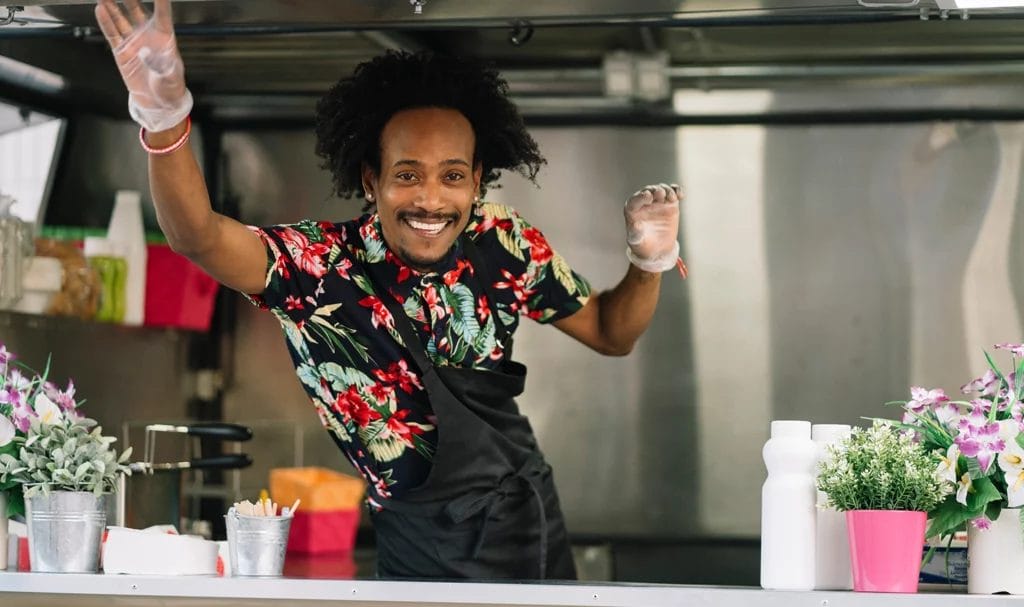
[
  {"xmin": 219, "ymin": 117, "xmax": 1024, "ymax": 541},
  {"xmin": 9, "ymin": 110, "xmax": 1021, "ymax": 542}
]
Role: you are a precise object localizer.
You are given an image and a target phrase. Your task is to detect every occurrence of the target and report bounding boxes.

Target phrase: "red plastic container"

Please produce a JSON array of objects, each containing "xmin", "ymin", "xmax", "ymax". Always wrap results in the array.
[
  {"xmin": 144, "ymin": 244, "xmax": 219, "ymax": 331},
  {"xmin": 286, "ymin": 509, "xmax": 361, "ymax": 555}
]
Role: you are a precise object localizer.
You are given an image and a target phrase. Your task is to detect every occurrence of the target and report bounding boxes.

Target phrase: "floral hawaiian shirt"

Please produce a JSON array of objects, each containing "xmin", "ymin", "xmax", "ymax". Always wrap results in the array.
[{"xmin": 247, "ymin": 202, "xmax": 591, "ymax": 505}]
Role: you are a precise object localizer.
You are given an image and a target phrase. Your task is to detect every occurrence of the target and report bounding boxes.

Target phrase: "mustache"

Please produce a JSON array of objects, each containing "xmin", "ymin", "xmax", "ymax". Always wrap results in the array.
[{"xmin": 398, "ymin": 211, "xmax": 460, "ymax": 223}]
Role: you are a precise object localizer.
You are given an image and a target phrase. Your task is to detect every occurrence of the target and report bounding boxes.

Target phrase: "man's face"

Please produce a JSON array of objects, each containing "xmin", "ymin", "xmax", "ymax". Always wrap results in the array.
[{"xmin": 364, "ymin": 107, "xmax": 482, "ymax": 272}]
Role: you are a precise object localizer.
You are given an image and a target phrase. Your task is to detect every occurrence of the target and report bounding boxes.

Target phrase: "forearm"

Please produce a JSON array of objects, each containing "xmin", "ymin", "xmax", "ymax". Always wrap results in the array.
[
  {"xmin": 594, "ymin": 264, "xmax": 662, "ymax": 355},
  {"xmin": 144, "ymin": 120, "xmax": 218, "ymax": 257}
]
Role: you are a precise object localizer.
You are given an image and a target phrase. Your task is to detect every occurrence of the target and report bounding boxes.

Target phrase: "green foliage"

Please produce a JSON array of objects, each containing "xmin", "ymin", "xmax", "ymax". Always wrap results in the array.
[
  {"xmin": 0, "ymin": 415, "xmax": 131, "ymax": 497},
  {"xmin": 818, "ymin": 422, "xmax": 953, "ymax": 513}
]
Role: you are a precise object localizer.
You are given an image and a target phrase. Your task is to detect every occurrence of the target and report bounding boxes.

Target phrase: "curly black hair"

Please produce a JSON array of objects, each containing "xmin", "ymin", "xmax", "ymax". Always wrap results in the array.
[{"xmin": 314, "ymin": 51, "xmax": 545, "ymax": 202}]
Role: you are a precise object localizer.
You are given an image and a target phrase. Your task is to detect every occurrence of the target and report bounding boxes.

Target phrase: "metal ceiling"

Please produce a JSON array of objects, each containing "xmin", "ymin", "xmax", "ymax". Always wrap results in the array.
[{"xmin": 3, "ymin": 1, "xmax": 1024, "ymax": 122}]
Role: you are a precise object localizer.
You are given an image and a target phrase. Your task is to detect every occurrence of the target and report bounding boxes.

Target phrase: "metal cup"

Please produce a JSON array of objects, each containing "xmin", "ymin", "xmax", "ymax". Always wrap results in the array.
[{"xmin": 224, "ymin": 509, "xmax": 292, "ymax": 576}]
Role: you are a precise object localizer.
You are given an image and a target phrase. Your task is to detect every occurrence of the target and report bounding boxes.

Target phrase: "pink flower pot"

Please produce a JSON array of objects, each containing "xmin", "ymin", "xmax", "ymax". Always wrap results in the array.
[{"xmin": 846, "ymin": 510, "xmax": 926, "ymax": 593}]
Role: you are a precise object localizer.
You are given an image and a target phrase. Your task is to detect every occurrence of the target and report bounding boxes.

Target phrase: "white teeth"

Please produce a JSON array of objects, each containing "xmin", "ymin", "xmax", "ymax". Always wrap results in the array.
[{"xmin": 407, "ymin": 219, "xmax": 446, "ymax": 234}]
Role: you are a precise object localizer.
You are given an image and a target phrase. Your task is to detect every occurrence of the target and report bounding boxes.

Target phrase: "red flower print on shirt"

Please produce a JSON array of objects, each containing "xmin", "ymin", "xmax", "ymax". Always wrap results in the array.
[
  {"xmin": 473, "ymin": 216, "xmax": 514, "ymax": 234},
  {"xmin": 279, "ymin": 227, "xmax": 331, "ymax": 278},
  {"xmin": 358, "ymin": 295, "xmax": 395, "ymax": 331},
  {"xmin": 284, "ymin": 295, "xmax": 304, "ymax": 311},
  {"xmin": 422, "ymin": 284, "xmax": 447, "ymax": 320},
  {"xmin": 443, "ymin": 258, "xmax": 473, "ymax": 287},
  {"xmin": 384, "ymin": 409, "xmax": 426, "ymax": 447},
  {"xmin": 385, "ymin": 251, "xmax": 412, "ymax": 284},
  {"xmin": 336, "ymin": 258, "xmax": 353, "ymax": 280},
  {"xmin": 521, "ymin": 227, "xmax": 553, "ymax": 266},
  {"xmin": 369, "ymin": 382, "xmax": 397, "ymax": 407},
  {"xmin": 493, "ymin": 269, "xmax": 536, "ymax": 312},
  {"xmin": 476, "ymin": 295, "xmax": 490, "ymax": 322},
  {"xmin": 332, "ymin": 385, "xmax": 382, "ymax": 428},
  {"xmin": 373, "ymin": 360, "xmax": 424, "ymax": 394}
]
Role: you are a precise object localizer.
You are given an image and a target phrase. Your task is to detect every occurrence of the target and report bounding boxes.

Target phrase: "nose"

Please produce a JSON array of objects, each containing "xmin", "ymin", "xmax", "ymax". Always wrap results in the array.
[{"xmin": 414, "ymin": 178, "xmax": 444, "ymax": 212}]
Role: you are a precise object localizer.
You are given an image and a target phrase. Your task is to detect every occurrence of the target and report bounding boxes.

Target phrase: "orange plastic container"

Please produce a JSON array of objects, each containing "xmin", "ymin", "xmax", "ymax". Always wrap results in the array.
[{"xmin": 270, "ymin": 467, "xmax": 366, "ymax": 555}]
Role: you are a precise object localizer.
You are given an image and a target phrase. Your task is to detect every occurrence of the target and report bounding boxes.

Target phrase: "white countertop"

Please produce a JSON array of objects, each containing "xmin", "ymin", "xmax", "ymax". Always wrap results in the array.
[{"xmin": 0, "ymin": 572, "xmax": 1020, "ymax": 607}]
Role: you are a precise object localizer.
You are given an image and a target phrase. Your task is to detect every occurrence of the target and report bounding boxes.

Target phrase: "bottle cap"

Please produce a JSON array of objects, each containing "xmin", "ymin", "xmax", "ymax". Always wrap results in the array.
[
  {"xmin": 770, "ymin": 420, "xmax": 811, "ymax": 439},
  {"xmin": 812, "ymin": 424, "xmax": 852, "ymax": 444}
]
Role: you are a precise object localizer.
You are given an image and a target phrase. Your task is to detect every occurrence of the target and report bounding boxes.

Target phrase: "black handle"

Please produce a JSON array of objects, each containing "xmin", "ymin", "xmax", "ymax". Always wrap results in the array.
[
  {"xmin": 187, "ymin": 453, "xmax": 252, "ymax": 470},
  {"xmin": 185, "ymin": 423, "xmax": 253, "ymax": 442}
]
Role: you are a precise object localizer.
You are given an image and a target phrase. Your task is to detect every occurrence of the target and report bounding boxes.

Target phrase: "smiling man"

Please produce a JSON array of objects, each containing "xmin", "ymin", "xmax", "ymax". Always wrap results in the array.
[{"xmin": 96, "ymin": 0, "xmax": 682, "ymax": 580}]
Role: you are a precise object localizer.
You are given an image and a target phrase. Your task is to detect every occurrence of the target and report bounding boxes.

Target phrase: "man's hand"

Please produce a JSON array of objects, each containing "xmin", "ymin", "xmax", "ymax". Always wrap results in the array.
[
  {"xmin": 95, "ymin": 0, "xmax": 192, "ymax": 132},
  {"xmin": 623, "ymin": 183, "xmax": 681, "ymax": 273}
]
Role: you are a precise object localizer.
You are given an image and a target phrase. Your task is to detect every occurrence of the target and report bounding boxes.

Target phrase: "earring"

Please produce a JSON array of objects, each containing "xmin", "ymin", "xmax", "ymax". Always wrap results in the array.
[
  {"xmin": 366, "ymin": 192, "xmax": 374, "ymax": 202},
  {"xmin": 474, "ymin": 194, "xmax": 480, "ymax": 202}
]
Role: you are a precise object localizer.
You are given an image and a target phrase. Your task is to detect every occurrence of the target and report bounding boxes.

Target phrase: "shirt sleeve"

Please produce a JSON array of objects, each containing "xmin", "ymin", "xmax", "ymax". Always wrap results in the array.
[
  {"xmin": 480, "ymin": 204, "xmax": 591, "ymax": 324},
  {"xmin": 243, "ymin": 221, "xmax": 332, "ymax": 312}
]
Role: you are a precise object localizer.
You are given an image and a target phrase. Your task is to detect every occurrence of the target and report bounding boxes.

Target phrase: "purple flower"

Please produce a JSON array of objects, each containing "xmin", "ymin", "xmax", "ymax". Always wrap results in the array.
[
  {"xmin": 0, "ymin": 344, "xmax": 12, "ymax": 367},
  {"xmin": 11, "ymin": 399, "xmax": 33, "ymax": 433},
  {"xmin": 996, "ymin": 343, "xmax": 1024, "ymax": 358},
  {"xmin": 962, "ymin": 370, "xmax": 1000, "ymax": 396},
  {"xmin": 970, "ymin": 398, "xmax": 1007, "ymax": 417},
  {"xmin": 50, "ymin": 379, "xmax": 76, "ymax": 412},
  {"xmin": 907, "ymin": 387, "xmax": 950, "ymax": 414},
  {"xmin": 971, "ymin": 516, "xmax": 993, "ymax": 531},
  {"xmin": 957, "ymin": 417, "xmax": 1006, "ymax": 473}
]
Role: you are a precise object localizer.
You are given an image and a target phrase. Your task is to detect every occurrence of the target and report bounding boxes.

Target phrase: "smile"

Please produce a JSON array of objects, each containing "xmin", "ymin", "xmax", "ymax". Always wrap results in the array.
[{"xmin": 403, "ymin": 218, "xmax": 452, "ymax": 238}]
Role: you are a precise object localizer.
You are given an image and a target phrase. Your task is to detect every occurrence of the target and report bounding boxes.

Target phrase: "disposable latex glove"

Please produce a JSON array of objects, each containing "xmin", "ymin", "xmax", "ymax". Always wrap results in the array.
[
  {"xmin": 623, "ymin": 183, "xmax": 682, "ymax": 273},
  {"xmin": 95, "ymin": 0, "xmax": 193, "ymax": 132}
]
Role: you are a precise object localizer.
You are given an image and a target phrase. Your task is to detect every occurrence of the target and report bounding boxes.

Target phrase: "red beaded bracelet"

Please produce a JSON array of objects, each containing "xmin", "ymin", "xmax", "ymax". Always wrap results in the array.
[{"xmin": 139, "ymin": 116, "xmax": 192, "ymax": 155}]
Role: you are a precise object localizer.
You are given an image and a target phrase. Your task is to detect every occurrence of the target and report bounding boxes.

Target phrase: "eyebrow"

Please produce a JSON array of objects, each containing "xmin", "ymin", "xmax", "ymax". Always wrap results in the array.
[{"xmin": 392, "ymin": 159, "xmax": 472, "ymax": 169}]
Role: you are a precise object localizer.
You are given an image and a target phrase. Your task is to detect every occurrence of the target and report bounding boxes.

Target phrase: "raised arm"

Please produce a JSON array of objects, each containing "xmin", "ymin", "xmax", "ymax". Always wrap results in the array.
[
  {"xmin": 554, "ymin": 184, "xmax": 681, "ymax": 356},
  {"xmin": 95, "ymin": 0, "xmax": 267, "ymax": 295}
]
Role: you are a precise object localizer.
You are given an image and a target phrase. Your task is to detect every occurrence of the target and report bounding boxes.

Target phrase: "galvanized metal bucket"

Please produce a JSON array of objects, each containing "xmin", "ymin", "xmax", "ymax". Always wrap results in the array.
[
  {"xmin": 225, "ymin": 510, "xmax": 292, "ymax": 576},
  {"xmin": 26, "ymin": 491, "xmax": 107, "ymax": 573}
]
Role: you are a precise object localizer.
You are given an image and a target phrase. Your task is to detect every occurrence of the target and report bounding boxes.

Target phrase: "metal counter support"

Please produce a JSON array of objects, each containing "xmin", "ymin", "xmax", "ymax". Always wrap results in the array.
[{"xmin": 0, "ymin": 573, "xmax": 1018, "ymax": 607}]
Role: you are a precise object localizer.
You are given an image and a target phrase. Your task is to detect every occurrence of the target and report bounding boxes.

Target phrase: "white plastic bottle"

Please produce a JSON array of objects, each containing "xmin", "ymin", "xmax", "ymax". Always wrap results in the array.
[
  {"xmin": 106, "ymin": 190, "xmax": 147, "ymax": 326},
  {"xmin": 812, "ymin": 423, "xmax": 853, "ymax": 590},
  {"xmin": 761, "ymin": 420, "xmax": 817, "ymax": 590}
]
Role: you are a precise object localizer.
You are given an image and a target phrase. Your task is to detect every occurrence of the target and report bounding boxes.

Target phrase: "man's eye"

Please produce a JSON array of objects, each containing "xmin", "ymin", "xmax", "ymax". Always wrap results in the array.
[
  {"xmin": 396, "ymin": 172, "xmax": 416, "ymax": 181},
  {"xmin": 446, "ymin": 173, "xmax": 465, "ymax": 181}
]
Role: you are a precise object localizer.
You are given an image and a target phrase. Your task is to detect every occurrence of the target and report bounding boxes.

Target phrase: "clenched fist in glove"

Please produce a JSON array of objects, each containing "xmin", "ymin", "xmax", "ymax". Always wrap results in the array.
[
  {"xmin": 95, "ymin": 0, "xmax": 192, "ymax": 133},
  {"xmin": 624, "ymin": 183, "xmax": 684, "ymax": 275}
]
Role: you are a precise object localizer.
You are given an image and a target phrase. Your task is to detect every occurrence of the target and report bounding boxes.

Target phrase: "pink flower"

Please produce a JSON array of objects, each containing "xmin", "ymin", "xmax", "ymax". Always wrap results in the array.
[
  {"xmin": 996, "ymin": 343, "xmax": 1024, "ymax": 358},
  {"xmin": 971, "ymin": 516, "xmax": 992, "ymax": 531},
  {"xmin": 906, "ymin": 387, "xmax": 950, "ymax": 415},
  {"xmin": 0, "ymin": 344, "xmax": 13, "ymax": 366},
  {"xmin": 962, "ymin": 370, "xmax": 999, "ymax": 396},
  {"xmin": 957, "ymin": 414, "xmax": 1006, "ymax": 473}
]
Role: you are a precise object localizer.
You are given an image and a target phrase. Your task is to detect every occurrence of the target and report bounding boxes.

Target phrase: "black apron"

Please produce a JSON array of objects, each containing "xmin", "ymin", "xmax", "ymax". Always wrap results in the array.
[{"xmin": 370, "ymin": 238, "xmax": 577, "ymax": 581}]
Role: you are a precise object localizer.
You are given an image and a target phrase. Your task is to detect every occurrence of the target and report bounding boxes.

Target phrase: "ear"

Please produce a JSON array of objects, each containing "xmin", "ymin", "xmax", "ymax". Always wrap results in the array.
[{"xmin": 361, "ymin": 163, "xmax": 378, "ymax": 199}]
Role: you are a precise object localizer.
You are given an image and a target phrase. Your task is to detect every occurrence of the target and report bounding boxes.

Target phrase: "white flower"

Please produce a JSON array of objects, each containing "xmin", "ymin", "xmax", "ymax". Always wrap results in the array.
[
  {"xmin": 0, "ymin": 416, "xmax": 13, "ymax": 447},
  {"xmin": 998, "ymin": 436, "xmax": 1024, "ymax": 507},
  {"xmin": 33, "ymin": 392, "xmax": 63, "ymax": 426},
  {"xmin": 936, "ymin": 444, "xmax": 959, "ymax": 484},
  {"xmin": 957, "ymin": 472, "xmax": 973, "ymax": 506}
]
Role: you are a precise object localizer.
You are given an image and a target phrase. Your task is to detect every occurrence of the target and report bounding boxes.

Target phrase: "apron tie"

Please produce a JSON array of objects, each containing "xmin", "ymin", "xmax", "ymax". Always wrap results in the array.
[{"xmin": 442, "ymin": 458, "xmax": 549, "ymax": 579}]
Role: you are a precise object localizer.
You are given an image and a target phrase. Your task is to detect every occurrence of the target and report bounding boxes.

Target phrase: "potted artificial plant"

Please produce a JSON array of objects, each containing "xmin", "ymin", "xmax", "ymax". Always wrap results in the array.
[
  {"xmin": 0, "ymin": 342, "xmax": 131, "ymax": 573},
  {"xmin": 890, "ymin": 342, "xmax": 1024, "ymax": 594},
  {"xmin": 817, "ymin": 421, "xmax": 952, "ymax": 593}
]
